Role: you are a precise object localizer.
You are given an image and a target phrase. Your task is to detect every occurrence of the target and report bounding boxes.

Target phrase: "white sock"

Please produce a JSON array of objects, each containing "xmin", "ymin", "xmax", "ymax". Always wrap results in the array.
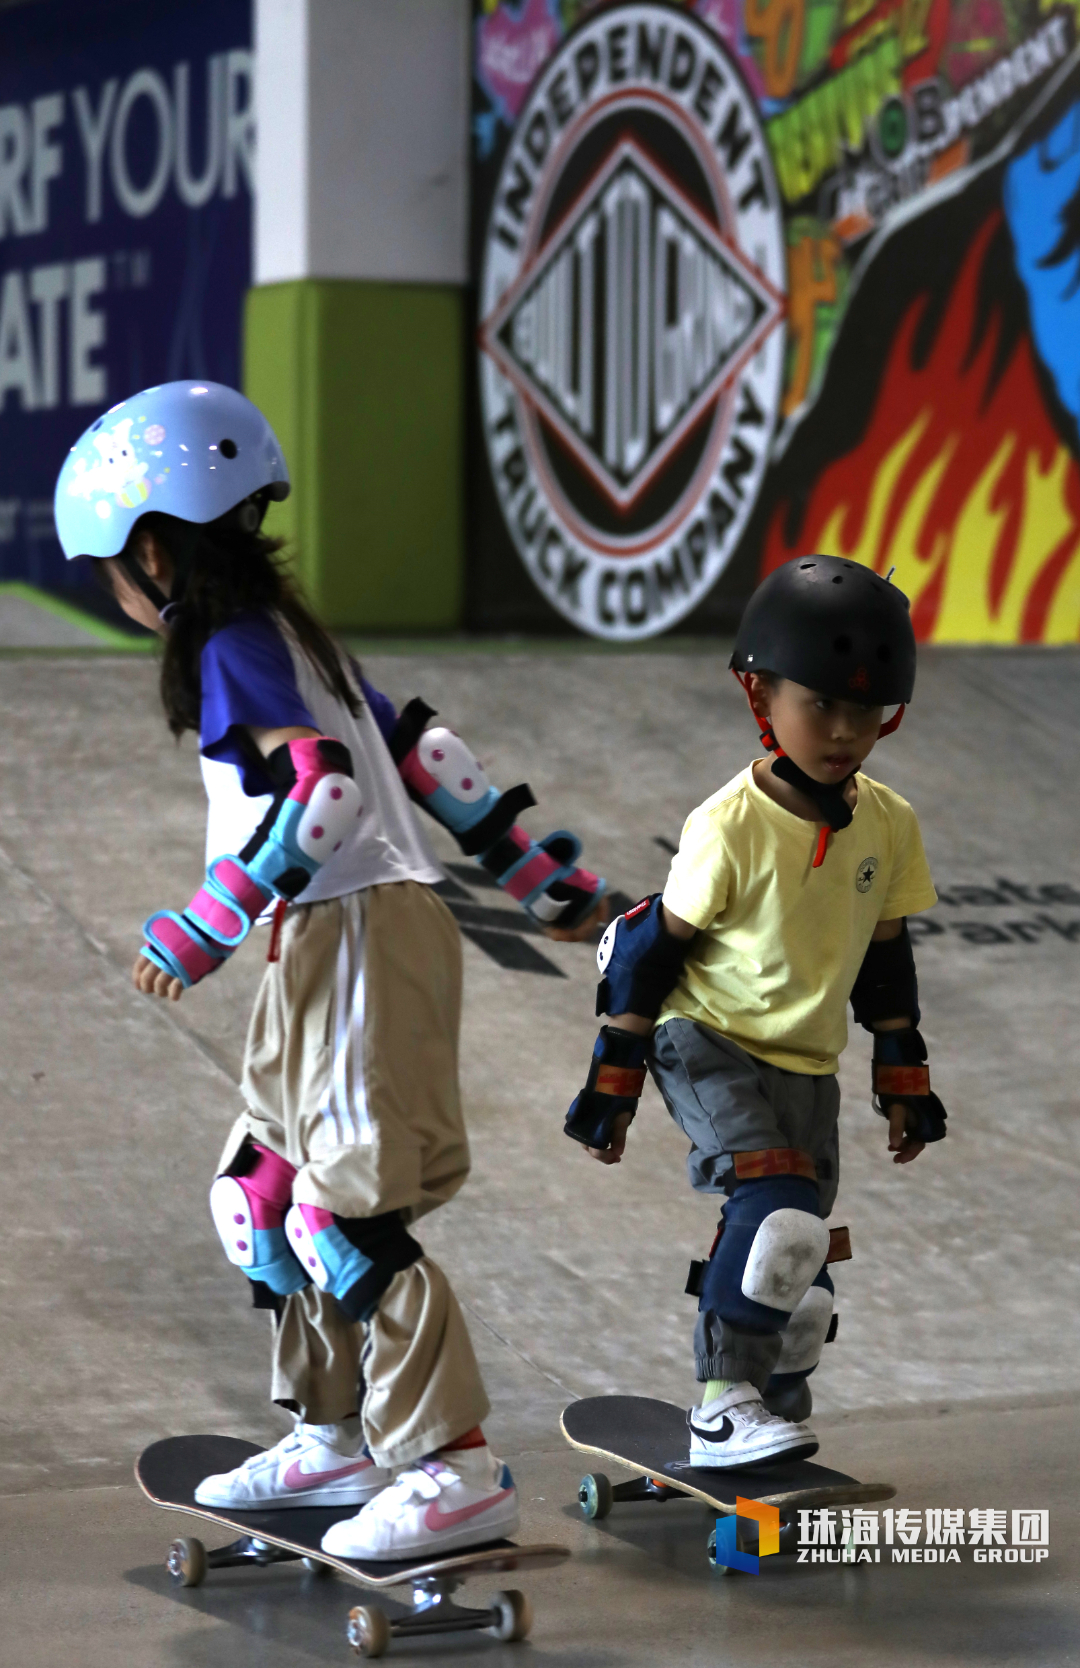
[
  {"xmin": 306, "ymin": 1415, "xmax": 365, "ymax": 1456},
  {"xmin": 437, "ymin": 1441, "xmax": 497, "ymax": 1485}
]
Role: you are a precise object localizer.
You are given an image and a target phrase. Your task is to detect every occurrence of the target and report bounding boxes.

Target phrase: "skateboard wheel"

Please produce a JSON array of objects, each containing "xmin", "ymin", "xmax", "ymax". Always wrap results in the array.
[
  {"xmin": 347, "ymin": 1604, "xmax": 390, "ymax": 1658},
  {"xmin": 707, "ymin": 1527, "xmax": 747, "ymax": 1573},
  {"xmin": 578, "ymin": 1472, "xmax": 613, "ymax": 1520},
  {"xmin": 167, "ymin": 1536, "xmax": 207, "ymax": 1587},
  {"xmin": 301, "ymin": 1555, "xmax": 333, "ymax": 1576},
  {"xmin": 489, "ymin": 1589, "xmax": 532, "ymax": 1642}
]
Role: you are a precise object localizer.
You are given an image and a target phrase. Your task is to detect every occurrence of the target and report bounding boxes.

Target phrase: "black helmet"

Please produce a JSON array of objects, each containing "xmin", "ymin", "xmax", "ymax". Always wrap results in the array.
[{"xmin": 730, "ymin": 555, "xmax": 916, "ymax": 707}]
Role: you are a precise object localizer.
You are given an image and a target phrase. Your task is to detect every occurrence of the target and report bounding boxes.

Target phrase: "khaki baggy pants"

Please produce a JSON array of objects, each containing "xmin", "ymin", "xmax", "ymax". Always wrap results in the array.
[{"xmin": 217, "ymin": 881, "xmax": 490, "ymax": 1467}]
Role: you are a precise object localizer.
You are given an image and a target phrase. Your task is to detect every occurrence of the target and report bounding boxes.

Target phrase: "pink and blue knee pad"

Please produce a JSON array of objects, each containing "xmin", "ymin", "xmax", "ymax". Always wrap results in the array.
[
  {"xmin": 284, "ymin": 1205, "xmax": 423, "ymax": 1323},
  {"xmin": 210, "ymin": 1144, "xmax": 424, "ymax": 1318},
  {"xmin": 209, "ymin": 1143, "xmax": 310, "ymax": 1296}
]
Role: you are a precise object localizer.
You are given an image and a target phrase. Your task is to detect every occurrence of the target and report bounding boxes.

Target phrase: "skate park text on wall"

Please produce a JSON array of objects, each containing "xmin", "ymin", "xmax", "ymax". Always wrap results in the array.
[
  {"xmin": 0, "ymin": 0, "xmax": 252, "ymax": 596},
  {"xmin": 910, "ymin": 877, "xmax": 1080, "ymax": 948},
  {"xmin": 478, "ymin": 4, "xmax": 787, "ymax": 641}
]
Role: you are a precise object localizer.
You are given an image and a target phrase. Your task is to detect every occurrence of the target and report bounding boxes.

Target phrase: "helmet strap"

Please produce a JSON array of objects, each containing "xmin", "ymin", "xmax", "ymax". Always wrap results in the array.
[
  {"xmin": 732, "ymin": 667, "xmax": 855, "ymax": 867},
  {"xmin": 118, "ymin": 519, "xmax": 201, "ymax": 625},
  {"xmin": 118, "ymin": 549, "xmax": 172, "ymax": 618},
  {"xmin": 733, "ymin": 668, "xmax": 782, "ymax": 753}
]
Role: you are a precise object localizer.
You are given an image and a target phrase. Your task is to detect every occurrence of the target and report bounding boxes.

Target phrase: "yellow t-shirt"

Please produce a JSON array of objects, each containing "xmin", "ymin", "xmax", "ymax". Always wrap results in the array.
[{"xmin": 658, "ymin": 764, "xmax": 938, "ymax": 1075}]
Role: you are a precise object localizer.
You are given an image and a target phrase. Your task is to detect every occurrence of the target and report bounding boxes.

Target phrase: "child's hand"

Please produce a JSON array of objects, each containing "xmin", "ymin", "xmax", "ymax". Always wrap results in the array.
[
  {"xmin": 133, "ymin": 952, "xmax": 183, "ymax": 1002},
  {"xmin": 585, "ymin": 1111, "xmax": 633, "ymax": 1165},
  {"xmin": 543, "ymin": 895, "xmax": 610, "ymax": 943},
  {"xmin": 887, "ymin": 1104, "xmax": 925, "ymax": 1164}
]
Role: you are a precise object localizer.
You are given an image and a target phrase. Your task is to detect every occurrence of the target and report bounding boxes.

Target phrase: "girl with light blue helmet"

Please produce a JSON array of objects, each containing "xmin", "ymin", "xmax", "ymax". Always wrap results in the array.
[{"xmin": 55, "ymin": 380, "xmax": 606, "ymax": 1560}]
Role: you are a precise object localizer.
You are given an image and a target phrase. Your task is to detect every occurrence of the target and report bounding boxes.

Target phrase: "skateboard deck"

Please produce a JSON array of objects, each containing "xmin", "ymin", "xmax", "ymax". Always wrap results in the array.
[
  {"xmin": 562, "ymin": 1396, "xmax": 894, "ymax": 1562},
  {"xmin": 136, "ymin": 1436, "xmax": 568, "ymax": 1656}
]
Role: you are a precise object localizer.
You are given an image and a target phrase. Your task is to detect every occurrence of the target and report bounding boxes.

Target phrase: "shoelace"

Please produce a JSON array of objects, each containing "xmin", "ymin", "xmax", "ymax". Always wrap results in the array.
[{"xmin": 732, "ymin": 1397, "xmax": 787, "ymax": 1428}]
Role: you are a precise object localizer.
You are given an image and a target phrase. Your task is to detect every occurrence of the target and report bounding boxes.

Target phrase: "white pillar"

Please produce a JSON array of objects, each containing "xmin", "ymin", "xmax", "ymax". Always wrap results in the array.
[{"xmin": 254, "ymin": 0, "xmax": 471, "ymax": 285}]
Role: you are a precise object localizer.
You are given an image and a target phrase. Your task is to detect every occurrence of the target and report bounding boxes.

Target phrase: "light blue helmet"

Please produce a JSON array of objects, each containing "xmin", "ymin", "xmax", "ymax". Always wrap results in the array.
[{"xmin": 54, "ymin": 381, "xmax": 290, "ymax": 560}]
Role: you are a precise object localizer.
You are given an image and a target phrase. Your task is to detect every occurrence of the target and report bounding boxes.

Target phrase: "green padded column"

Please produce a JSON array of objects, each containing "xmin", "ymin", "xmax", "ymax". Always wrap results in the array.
[{"xmin": 244, "ymin": 279, "xmax": 464, "ymax": 630}]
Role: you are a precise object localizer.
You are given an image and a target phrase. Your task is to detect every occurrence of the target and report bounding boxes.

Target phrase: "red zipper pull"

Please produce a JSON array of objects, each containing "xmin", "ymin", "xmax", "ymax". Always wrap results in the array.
[{"xmin": 267, "ymin": 897, "xmax": 288, "ymax": 962}]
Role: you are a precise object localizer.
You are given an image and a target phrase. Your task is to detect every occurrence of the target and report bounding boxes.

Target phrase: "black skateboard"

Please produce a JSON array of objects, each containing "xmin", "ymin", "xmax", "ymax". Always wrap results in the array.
[
  {"xmin": 562, "ymin": 1396, "xmax": 895, "ymax": 1569},
  {"xmin": 136, "ymin": 1436, "xmax": 568, "ymax": 1657}
]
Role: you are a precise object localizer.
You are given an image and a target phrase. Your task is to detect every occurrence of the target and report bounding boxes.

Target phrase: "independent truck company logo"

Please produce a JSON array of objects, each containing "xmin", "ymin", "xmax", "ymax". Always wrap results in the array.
[{"xmin": 479, "ymin": 4, "xmax": 786, "ymax": 641}]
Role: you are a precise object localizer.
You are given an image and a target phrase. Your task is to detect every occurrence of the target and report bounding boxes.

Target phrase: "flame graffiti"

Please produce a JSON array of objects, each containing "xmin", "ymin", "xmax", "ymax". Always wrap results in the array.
[{"xmin": 762, "ymin": 211, "xmax": 1080, "ymax": 642}]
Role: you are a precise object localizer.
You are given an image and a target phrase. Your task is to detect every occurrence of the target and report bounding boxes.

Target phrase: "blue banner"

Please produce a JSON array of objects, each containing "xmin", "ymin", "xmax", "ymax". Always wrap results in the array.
[{"xmin": 0, "ymin": 0, "xmax": 252, "ymax": 595}]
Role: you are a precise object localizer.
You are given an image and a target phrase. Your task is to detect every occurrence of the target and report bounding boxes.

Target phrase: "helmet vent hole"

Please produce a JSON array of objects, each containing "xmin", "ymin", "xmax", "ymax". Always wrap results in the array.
[
  {"xmin": 219, "ymin": 438, "xmax": 238, "ymax": 459},
  {"xmin": 877, "ymin": 644, "xmax": 892, "ymax": 662},
  {"xmin": 799, "ymin": 561, "xmax": 816, "ymax": 569},
  {"xmin": 91, "ymin": 419, "xmax": 103, "ymax": 431},
  {"xmin": 831, "ymin": 575, "xmax": 843, "ymax": 584},
  {"xmin": 833, "ymin": 635, "xmax": 852, "ymax": 654}
]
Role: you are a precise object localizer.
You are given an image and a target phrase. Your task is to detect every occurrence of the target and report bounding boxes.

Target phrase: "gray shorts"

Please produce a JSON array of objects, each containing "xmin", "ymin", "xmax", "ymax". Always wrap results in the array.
[{"xmin": 649, "ymin": 1019, "xmax": 840, "ymax": 1217}]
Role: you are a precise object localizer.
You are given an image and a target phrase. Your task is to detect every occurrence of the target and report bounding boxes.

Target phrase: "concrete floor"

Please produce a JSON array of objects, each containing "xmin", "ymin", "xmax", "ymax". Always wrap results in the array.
[{"xmin": 0, "ymin": 643, "xmax": 1078, "ymax": 1663}]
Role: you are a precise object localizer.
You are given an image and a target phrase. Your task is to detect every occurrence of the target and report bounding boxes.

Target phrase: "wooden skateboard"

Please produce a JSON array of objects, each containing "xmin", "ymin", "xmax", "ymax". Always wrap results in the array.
[
  {"xmin": 561, "ymin": 1395, "xmax": 895, "ymax": 1569},
  {"xmin": 136, "ymin": 1435, "xmax": 569, "ymax": 1656}
]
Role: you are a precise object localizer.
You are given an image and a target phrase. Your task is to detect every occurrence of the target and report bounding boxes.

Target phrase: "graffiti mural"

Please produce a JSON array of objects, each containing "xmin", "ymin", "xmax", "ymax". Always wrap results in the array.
[{"xmin": 470, "ymin": 0, "xmax": 1080, "ymax": 642}]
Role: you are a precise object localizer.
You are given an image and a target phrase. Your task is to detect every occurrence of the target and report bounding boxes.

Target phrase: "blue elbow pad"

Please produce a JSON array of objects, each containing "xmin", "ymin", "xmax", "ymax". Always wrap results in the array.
[{"xmin": 595, "ymin": 894, "xmax": 690, "ymax": 1018}]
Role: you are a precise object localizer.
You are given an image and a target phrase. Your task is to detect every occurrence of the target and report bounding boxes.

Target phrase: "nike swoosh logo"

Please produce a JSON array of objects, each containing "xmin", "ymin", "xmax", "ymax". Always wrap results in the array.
[
  {"xmin": 282, "ymin": 1458, "xmax": 372, "ymax": 1491},
  {"xmin": 424, "ymin": 1487, "xmax": 514, "ymax": 1531},
  {"xmin": 688, "ymin": 1416, "xmax": 734, "ymax": 1444}
]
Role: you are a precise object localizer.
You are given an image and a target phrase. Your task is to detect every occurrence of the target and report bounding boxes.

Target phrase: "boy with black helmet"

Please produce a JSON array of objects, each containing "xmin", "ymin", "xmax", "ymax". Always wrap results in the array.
[{"xmin": 565, "ymin": 555, "xmax": 945, "ymax": 1469}]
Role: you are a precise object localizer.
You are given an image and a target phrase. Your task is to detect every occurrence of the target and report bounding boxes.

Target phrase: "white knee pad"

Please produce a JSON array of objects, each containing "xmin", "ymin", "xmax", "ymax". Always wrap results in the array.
[
  {"xmin": 775, "ymin": 1284, "xmax": 834, "ymax": 1373},
  {"xmin": 741, "ymin": 1209, "xmax": 830, "ymax": 1312}
]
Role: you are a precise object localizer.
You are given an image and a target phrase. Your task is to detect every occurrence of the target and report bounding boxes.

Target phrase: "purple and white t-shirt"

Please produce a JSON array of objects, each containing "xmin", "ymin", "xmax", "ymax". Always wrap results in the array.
[{"xmin": 199, "ymin": 611, "xmax": 441, "ymax": 902}]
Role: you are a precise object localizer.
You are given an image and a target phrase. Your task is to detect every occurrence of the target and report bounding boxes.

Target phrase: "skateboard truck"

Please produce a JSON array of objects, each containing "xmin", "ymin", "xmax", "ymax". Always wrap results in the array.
[
  {"xmin": 579, "ymin": 1473, "xmax": 680, "ymax": 1516},
  {"xmin": 347, "ymin": 1578, "xmax": 532, "ymax": 1656},
  {"xmin": 166, "ymin": 1534, "xmax": 533, "ymax": 1657},
  {"xmin": 168, "ymin": 1533, "xmax": 309, "ymax": 1583}
]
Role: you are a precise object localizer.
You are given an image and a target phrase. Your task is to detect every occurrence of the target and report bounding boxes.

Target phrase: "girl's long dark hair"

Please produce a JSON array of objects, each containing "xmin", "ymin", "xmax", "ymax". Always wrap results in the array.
[{"xmin": 122, "ymin": 512, "xmax": 361, "ymax": 738}]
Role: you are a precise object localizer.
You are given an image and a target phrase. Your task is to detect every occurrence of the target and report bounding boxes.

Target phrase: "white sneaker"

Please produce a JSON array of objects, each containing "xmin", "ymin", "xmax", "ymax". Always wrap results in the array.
[
  {"xmin": 321, "ymin": 1448, "xmax": 520, "ymax": 1560},
  {"xmin": 687, "ymin": 1382, "xmax": 818, "ymax": 1469},
  {"xmin": 194, "ymin": 1422, "xmax": 393, "ymax": 1509}
]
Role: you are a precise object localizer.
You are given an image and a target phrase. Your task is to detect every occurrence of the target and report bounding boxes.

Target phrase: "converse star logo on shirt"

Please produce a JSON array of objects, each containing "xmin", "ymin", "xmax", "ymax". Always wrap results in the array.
[{"xmin": 856, "ymin": 857, "xmax": 880, "ymax": 894}]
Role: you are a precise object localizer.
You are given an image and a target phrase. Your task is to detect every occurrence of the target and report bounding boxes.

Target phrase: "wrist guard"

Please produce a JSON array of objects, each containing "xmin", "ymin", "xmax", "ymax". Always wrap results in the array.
[
  {"xmin": 595, "ymin": 893, "xmax": 690, "ymax": 1018},
  {"xmin": 872, "ymin": 1027, "xmax": 947, "ymax": 1142},
  {"xmin": 393, "ymin": 700, "xmax": 605, "ymax": 930},
  {"xmin": 142, "ymin": 736, "xmax": 362, "ymax": 988},
  {"xmin": 565, "ymin": 1026, "xmax": 649, "ymax": 1149}
]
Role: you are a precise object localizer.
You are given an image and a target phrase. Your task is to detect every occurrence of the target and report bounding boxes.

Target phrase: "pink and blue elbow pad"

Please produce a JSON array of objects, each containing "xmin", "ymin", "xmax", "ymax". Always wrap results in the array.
[
  {"xmin": 141, "ymin": 736, "xmax": 363, "ymax": 988},
  {"xmin": 393, "ymin": 704, "xmax": 605, "ymax": 930}
]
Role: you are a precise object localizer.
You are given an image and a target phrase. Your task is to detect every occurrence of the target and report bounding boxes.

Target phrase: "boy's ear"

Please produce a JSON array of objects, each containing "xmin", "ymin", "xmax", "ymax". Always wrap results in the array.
[{"xmin": 746, "ymin": 671, "xmax": 772, "ymax": 718}]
